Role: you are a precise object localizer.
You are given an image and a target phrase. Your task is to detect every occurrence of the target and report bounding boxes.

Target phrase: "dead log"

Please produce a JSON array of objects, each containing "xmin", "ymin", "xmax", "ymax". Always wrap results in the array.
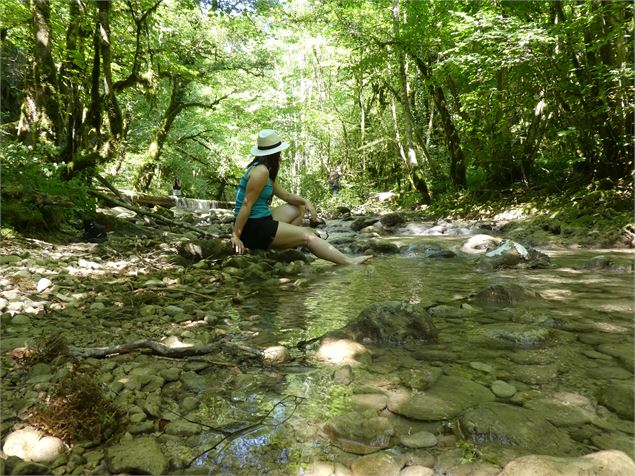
[{"xmin": 89, "ymin": 189, "xmax": 215, "ymax": 238}]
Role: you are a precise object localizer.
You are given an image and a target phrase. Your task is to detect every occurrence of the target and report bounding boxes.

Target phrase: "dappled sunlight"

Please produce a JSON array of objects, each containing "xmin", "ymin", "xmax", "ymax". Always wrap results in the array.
[
  {"xmin": 538, "ymin": 289, "xmax": 573, "ymax": 301},
  {"xmin": 591, "ymin": 322, "xmax": 632, "ymax": 334},
  {"xmin": 315, "ymin": 338, "xmax": 367, "ymax": 365}
]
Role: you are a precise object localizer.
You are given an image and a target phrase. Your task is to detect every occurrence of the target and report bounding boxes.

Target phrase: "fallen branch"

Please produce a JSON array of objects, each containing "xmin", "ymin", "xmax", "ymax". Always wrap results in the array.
[
  {"xmin": 70, "ymin": 339, "xmax": 262, "ymax": 359},
  {"xmin": 89, "ymin": 189, "xmax": 214, "ymax": 238},
  {"xmin": 186, "ymin": 394, "xmax": 305, "ymax": 468},
  {"xmin": 95, "ymin": 173, "xmax": 134, "ymax": 205}
]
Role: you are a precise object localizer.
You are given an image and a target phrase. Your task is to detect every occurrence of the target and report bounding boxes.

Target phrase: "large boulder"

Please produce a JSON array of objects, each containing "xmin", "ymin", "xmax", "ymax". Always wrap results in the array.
[{"xmin": 330, "ymin": 301, "xmax": 438, "ymax": 345}]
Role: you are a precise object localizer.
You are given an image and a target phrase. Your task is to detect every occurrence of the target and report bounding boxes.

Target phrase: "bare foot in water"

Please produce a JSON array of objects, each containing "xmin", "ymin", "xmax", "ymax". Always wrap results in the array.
[{"xmin": 348, "ymin": 255, "xmax": 373, "ymax": 265}]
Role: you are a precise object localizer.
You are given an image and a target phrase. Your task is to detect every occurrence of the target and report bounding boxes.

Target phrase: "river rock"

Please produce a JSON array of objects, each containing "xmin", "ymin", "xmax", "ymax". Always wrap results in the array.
[
  {"xmin": 329, "ymin": 301, "xmax": 437, "ymax": 345},
  {"xmin": 498, "ymin": 450, "xmax": 635, "ymax": 475},
  {"xmin": 400, "ymin": 466, "xmax": 434, "ymax": 476},
  {"xmin": 263, "ymin": 346, "xmax": 290, "ymax": 365},
  {"xmin": 598, "ymin": 381, "xmax": 634, "ymax": 420},
  {"xmin": 426, "ymin": 304, "xmax": 472, "ymax": 319},
  {"xmin": 2, "ymin": 427, "xmax": 67, "ymax": 463},
  {"xmin": 459, "ymin": 402, "xmax": 576, "ymax": 455},
  {"xmin": 470, "ymin": 284, "xmax": 541, "ymax": 307},
  {"xmin": 324, "ymin": 412, "xmax": 397, "ymax": 455},
  {"xmin": 523, "ymin": 396, "xmax": 594, "ymax": 426},
  {"xmin": 352, "ymin": 393, "xmax": 388, "ymax": 412},
  {"xmin": 351, "ymin": 238, "xmax": 399, "ymax": 254},
  {"xmin": 36, "ymin": 278, "xmax": 52, "ymax": 293},
  {"xmin": 511, "ymin": 363, "xmax": 559, "ymax": 385},
  {"xmin": 351, "ymin": 451, "xmax": 404, "ymax": 476},
  {"xmin": 177, "ymin": 239, "xmax": 232, "ymax": 262},
  {"xmin": 478, "ymin": 240, "xmax": 526, "ymax": 269},
  {"xmin": 462, "ymin": 235, "xmax": 502, "ymax": 254},
  {"xmin": 106, "ymin": 437, "xmax": 168, "ymax": 475},
  {"xmin": 467, "ymin": 323, "xmax": 552, "ymax": 350},
  {"xmin": 597, "ymin": 343, "xmax": 634, "ymax": 371},
  {"xmin": 400, "ymin": 431, "xmax": 437, "ymax": 449},
  {"xmin": 387, "ymin": 376, "xmax": 495, "ymax": 421},
  {"xmin": 379, "ymin": 212, "xmax": 406, "ymax": 228},
  {"xmin": 350, "ymin": 216, "xmax": 379, "ymax": 232},
  {"xmin": 491, "ymin": 380, "xmax": 517, "ymax": 398},
  {"xmin": 398, "ymin": 366, "xmax": 442, "ymax": 390}
]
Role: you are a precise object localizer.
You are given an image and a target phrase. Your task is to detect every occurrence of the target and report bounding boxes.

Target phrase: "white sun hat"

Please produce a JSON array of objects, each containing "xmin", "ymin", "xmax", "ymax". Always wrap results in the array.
[{"xmin": 250, "ymin": 129, "xmax": 290, "ymax": 156}]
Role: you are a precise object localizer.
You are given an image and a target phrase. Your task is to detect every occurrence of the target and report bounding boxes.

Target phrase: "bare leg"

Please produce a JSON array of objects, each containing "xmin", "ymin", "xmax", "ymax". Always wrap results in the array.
[
  {"xmin": 270, "ymin": 222, "xmax": 371, "ymax": 265},
  {"xmin": 272, "ymin": 203, "xmax": 304, "ymax": 226}
]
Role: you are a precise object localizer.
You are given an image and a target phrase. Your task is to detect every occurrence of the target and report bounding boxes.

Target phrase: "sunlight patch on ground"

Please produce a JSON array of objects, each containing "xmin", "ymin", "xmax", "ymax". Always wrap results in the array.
[
  {"xmin": 592, "ymin": 322, "xmax": 631, "ymax": 334},
  {"xmin": 538, "ymin": 289, "xmax": 572, "ymax": 301},
  {"xmin": 315, "ymin": 338, "xmax": 367, "ymax": 365}
]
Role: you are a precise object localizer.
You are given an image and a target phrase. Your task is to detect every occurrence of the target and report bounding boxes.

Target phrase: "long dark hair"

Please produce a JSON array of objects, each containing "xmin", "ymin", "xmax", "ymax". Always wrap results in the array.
[{"xmin": 247, "ymin": 151, "xmax": 280, "ymax": 182}]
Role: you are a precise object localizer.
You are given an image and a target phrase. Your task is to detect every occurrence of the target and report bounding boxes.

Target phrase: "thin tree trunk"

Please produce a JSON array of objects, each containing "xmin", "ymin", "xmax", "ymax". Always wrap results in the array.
[{"xmin": 412, "ymin": 56, "xmax": 466, "ymax": 188}]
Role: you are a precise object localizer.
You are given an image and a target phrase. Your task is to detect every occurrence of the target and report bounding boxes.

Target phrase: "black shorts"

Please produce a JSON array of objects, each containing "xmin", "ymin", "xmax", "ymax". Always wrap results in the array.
[{"xmin": 239, "ymin": 215, "xmax": 279, "ymax": 250}]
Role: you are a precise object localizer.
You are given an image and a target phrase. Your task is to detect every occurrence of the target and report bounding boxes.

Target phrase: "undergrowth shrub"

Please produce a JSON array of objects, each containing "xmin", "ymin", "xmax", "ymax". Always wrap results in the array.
[{"xmin": 1, "ymin": 142, "xmax": 95, "ymax": 234}]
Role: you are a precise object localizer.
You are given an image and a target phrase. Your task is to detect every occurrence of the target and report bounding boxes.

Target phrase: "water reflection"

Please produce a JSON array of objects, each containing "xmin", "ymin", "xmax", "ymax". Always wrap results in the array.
[{"xmin": 223, "ymin": 237, "xmax": 633, "ymax": 473}]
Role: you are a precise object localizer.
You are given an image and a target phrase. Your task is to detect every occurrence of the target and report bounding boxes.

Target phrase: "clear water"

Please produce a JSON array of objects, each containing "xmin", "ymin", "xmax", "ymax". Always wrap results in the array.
[{"xmin": 190, "ymin": 237, "xmax": 634, "ymax": 474}]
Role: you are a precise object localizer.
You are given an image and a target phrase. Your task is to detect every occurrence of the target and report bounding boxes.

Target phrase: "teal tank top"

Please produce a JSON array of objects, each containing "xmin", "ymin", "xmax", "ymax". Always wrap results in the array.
[{"xmin": 233, "ymin": 164, "xmax": 273, "ymax": 219}]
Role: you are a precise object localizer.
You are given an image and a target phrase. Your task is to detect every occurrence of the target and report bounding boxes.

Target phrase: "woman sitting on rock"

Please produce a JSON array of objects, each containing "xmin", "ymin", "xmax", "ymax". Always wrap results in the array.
[{"xmin": 231, "ymin": 129, "xmax": 371, "ymax": 265}]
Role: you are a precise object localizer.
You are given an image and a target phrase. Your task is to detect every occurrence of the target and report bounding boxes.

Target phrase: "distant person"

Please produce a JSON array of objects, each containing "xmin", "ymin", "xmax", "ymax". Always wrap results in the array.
[
  {"xmin": 231, "ymin": 129, "xmax": 371, "ymax": 265},
  {"xmin": 172, "ymin": 177, "xmax": 182, "ymax": 196},
  {"xmin": 329, "ymin": 166, "xmax": 341, "ymax": 195}
]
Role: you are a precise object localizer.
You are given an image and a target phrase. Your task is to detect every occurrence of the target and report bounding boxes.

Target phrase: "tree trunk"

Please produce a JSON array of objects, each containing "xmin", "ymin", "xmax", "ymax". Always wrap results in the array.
[
  {"xmin": 96, "ymin": 0, "xmax": 123, "ymax": 143},
  {"xmin": 390, "ymin": 97, "xmax": 431, "ymax": 203},
  {"xmin": 135, "ymin": 78, "xmax": 186, "ymax": 191},
  {"xmin": 60, "ymin": 0, "xmax": 85, "ymax": 163},
  {"xmin": 412, "ymin": 56, "xmax": 466, "ymax": 188},
  {"xmin": 17, "ymin": 0, "xmax": 62, "ymax": 144}
]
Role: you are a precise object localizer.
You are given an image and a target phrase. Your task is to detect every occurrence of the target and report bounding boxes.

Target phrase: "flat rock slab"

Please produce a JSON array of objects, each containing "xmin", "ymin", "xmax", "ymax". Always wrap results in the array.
[
  {"xmin": 459, "ymin": 402, "xmax": 577, "ymax": 456},
  {"xmin": 387, "ymin": 376, "xmax": 495, "ymax": 421}
]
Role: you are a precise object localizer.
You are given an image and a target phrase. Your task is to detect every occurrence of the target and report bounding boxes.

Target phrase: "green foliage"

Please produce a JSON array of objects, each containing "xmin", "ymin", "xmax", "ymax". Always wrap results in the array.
[{"xmin": 1, "ymin": 142, "xmax": 95, "ymax": 234}]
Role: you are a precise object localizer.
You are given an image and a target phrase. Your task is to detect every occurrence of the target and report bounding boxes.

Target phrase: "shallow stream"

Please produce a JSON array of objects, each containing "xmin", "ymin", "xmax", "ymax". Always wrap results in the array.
[{"xmin": 187, "ymin": 232, "xmax": 634, "ymax": 474}]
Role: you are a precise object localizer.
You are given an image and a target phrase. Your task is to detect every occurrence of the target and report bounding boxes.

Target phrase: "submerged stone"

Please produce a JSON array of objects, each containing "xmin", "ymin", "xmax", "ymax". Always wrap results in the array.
[
  {"xmin": 598, "ymin": 381, "xmax": 634, "ymax": 420},
  {"xmin": 106, "ymin": 437, "xmax": 168, "ymax": 475},
  {"xmin": 467, "ymin": 323, "xmax": 553, "ymax": 350},
  {"xmin": 323, "ymin": 412, "xmax": 397, "ymax": 455},
  {"xmin": 459, "ymin": 402, "xmax": 577, "ymax": 456},
  {"xmin": 330, "ymin": 301, "xmax": 437, "ymax": 345},
  {"xmin": 387, "ymin": 376, "xmax": 495, "ymax": 421},
  {"xmin": 470, "ymin": 284, "xmax": 541, "ymax": 307}
]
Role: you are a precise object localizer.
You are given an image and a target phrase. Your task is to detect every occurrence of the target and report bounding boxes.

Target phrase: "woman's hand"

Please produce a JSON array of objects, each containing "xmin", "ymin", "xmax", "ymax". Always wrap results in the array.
[
  {"xmin": 305, "ymin": 200, "xmax": 318, "ymax": 221},
  {"xmin": 231, "ymin": 233, "xmax": 244, "ymax": 255}
]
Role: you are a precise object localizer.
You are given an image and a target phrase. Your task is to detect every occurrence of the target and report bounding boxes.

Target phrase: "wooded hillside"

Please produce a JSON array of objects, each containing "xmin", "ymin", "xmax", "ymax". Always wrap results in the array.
[{"xmin": 1, "ymin": 0, "xmax": 632, "ymax": 233}]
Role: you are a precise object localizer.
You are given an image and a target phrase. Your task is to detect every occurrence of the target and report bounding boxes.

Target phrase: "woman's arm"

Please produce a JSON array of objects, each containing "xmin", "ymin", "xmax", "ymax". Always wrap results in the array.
[
  {"xmin": 231, "ymin": 165, "xmax": 269, "ymax": 254},
  {"xmin": 273, "ymin": 181, "xmax": 317, "ymax": 221}
]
